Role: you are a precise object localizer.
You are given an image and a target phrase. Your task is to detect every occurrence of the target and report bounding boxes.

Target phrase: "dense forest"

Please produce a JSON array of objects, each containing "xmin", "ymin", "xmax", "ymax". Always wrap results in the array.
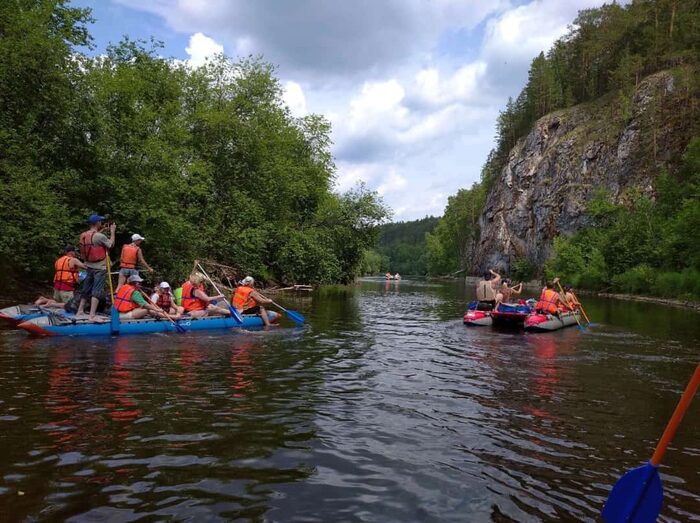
[
  {"xmin": 0, "ymin": 1, "xmax": 388, "ymax": 290},
  {"xmin": 361, "ymin": 217, "xmax": 439, "ymax": 275},
  {"xmin": 427, "ymin": 0, "xmax": 700, "ymax": 298}
]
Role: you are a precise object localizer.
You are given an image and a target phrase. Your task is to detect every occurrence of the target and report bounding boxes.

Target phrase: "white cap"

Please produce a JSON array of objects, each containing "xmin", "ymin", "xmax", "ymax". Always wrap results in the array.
[
  {"xmin": 241, "ymin": 276, "xmax": 254, "ymax": 285},
  {"xmin": 159, "ymin": 281, "xmax": 171, "ymax": 289},
  {"xmin": 131, "ymin": 233, "xmax": 145, "ymax": 242},
  {"xmin": 128, "ymin": 274, "xmax": 144, "ymax": 283}
]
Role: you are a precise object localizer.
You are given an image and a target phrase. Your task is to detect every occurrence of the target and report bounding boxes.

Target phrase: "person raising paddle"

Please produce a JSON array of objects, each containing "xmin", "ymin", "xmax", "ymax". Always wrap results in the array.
[{"xmin": 232, "ymin": 276, "xmax": 273, "ymax": 327}]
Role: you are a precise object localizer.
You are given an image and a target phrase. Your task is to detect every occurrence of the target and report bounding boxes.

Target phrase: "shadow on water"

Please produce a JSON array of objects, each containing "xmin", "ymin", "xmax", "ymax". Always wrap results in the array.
[{"xmin": 0, "ymin": 278, "xmax": 697, "ymax": 521}]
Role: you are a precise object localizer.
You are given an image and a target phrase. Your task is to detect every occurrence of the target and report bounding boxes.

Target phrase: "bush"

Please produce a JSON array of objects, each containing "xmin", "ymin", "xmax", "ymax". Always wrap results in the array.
[
  {"xmin": 510, "ymin": 256, "xmax": 536, "ymax": 281},
  {"xmin": 612, "ymin": 264, "xmax": 657, "ymax": 294},
  {"xmin": 652, "ymin": 269, "xmax": 700, "ymax": 299}
]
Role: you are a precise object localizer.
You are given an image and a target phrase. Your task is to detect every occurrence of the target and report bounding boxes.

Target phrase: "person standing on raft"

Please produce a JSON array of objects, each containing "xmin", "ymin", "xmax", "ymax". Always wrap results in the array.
[
  {"xmin": 77, "ymin": 214, "xmax": 115, "ymax": 321},
  {"xmin": 233, "ymin": 276, "xmax": 274, "ymax": 327},
  {"xmin": 181, "ymin": 272, "xmax": 230, "ymax": 318},
  {"xmin": 35, "ymin": 245, "xmax": 87, "ymax": 307},
  {"xmin": 117, "ymin": 233, "xmax": 153, "ymax": 290},
  {"xmin": 475, "ymin": 269, "xmax": 501, "ymax": 310}
]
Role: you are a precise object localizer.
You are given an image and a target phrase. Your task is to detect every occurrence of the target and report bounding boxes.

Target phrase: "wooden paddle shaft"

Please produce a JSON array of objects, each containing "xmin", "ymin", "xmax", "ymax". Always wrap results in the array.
[{"xmin": 651, "ymin": 362, "xmax": 700, "ymax": 466}]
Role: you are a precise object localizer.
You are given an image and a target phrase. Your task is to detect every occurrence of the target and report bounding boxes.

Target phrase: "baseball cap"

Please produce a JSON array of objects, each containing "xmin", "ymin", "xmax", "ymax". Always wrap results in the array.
[
  {"xmin": 88, "ymin": 214, "xmax": 106, "ymax": 223},
  {"xmin": 159, "ymin": 281, "xmax": 171, "ymax": 289},
  {"xmin": 64, "ymin": 245, "xmax": 76, "ymax": 253},
  {"xmin": 131, "ymin": 233, "xmax": 145, "ymax": 241},
  {"xmin": 128, "ymin": 274, "xmax": 144, "ymax": 283},
  {"xmin": 241, "ymin": 276, "xmax": 254, "ymax": 285}
]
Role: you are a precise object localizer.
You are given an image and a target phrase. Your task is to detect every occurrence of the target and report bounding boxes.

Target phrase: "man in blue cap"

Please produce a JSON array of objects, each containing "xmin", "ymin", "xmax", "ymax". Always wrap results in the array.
[{"xmin": 77, "ymin": 214, "xmax": 116, "ymax": 321}]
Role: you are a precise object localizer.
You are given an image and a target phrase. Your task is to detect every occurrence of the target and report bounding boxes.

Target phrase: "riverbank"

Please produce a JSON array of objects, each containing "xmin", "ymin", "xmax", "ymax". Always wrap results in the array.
[{"xmin": 593, "ymin": 292, "xmax": 700, "ymax": 312}]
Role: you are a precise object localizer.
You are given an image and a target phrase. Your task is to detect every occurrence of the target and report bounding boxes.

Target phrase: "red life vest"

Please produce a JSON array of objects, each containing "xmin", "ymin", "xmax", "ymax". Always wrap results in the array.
[
  {"xmin": 233, "ymin": 286, "xmax": 255, "ymax": 311},
  {"xmin": 114, "ymin": 284, "xmax": 139, "ymax": 312},
  {"xmin": 156, "ymin": 292, "xmax": 173, "ymax": 310},
  {"xmin": 53, "ymin": 255, "xmax": 79, "ymax": 289},
  {"xmin": 181, "ymin": 281, "xmax": 207, "ymax": 311},
  {"xmin": 79, "ymin": 230, "xmax": 107, "ymax": 262},
  {"xmin": 536, "ymin": 289, "xmax": 559, "ymax": 314},
  {"xmin": 120, "ymin": 243, "xmax": 140, "ymax": 269}
]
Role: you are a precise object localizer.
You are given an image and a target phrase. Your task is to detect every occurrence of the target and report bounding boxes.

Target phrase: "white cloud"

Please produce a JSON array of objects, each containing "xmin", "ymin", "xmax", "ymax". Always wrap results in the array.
[
  {"xmin": 185, "ymin": 32, "xmax": 224, "ymax": 67},
  {"xmin": 283, "ymin": 81, "xmax": 307, "ymax": 117}
]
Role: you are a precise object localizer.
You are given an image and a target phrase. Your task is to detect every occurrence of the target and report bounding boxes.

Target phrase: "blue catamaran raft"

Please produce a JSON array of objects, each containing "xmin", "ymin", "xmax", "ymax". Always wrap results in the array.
[{"xmin": 17, "ymin": 311, "xmax": 280, "ymax": 337}]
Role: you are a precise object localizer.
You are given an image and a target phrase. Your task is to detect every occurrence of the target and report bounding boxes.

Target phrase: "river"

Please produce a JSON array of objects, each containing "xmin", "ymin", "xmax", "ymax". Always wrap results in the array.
[{"xmin": 0, "ymin": 277, "xmax": 698, "ymax": 522}]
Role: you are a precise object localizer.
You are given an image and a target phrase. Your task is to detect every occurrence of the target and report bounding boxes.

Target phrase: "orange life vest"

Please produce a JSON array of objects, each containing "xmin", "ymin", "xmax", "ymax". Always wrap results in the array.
[
  {"xmin": 155, "ymin": 292, "xmax": 173, "ymax": 310},
  {"xmin": 181, "ymin": 281, "xmax": 207, "ymax": 311},
  {"xmin": 120, "ymin": 243, "xmax": 140, "ymax": 269},
  {"xmin": 79, "ymin": 230, "xmax": 107, "ymax": 262},
  {"xmin": 233, "ymin": 286, "xmax": 255, "ymax": 311},
  {"xmin": 114, "ymin": 284, "xmax": 139, "ymax": 313},
  {"xmin": 536, "ymin": 288, "xmax": 559, "ymax": 314},
  {"xmin": 53, "ymin": 255, "xmax": 79, "ymax": 288}
]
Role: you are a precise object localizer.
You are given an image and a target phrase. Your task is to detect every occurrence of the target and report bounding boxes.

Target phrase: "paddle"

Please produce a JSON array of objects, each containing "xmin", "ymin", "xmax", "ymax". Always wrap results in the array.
[
  {"xmin": 105, "ymin": 257, "xmax": 120, "ymax": 335},
  {"xmin": 258, "ymin": 292, "xmax": 305, "ymax": 326},
  {"xmin": 196, "ymin": 263, "xmax": 244, "ymax": 325},
  {"xmin": 143, "ymin": 292, "xmax": 186, "ymax": 334},
  {"xmin": 571, "ymin": 290, "xmax": 591, "ymax": 325},
  {"xmin": 555, "ymin": 279, "xmax": 583, "ymax": 330},
  {"xmin": 602, "ymin": 362, "xmax": 700, "ymax": 523}
]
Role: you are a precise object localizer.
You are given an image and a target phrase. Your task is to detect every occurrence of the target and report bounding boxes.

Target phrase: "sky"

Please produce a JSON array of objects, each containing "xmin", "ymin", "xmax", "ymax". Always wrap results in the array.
[{"xmin": 72, "ymin": 0, "xmax": 612, "ymax": 221}]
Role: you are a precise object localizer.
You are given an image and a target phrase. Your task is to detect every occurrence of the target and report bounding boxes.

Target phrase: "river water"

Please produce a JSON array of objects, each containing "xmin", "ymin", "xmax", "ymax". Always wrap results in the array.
[{"xmin": 0, "ymin": 278, "xmax": 698, "ymax": 522}]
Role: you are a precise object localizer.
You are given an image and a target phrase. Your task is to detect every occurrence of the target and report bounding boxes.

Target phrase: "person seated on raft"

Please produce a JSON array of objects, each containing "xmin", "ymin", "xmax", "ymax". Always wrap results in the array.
[
  {"xmin": 233, "ymin": 276, "xmax": 274, "ymax": 327},
  {"xmin": 535, "ymin": 278, "xmax": 572, "ymax": 316},
  {"xmin": 475, "ymin": 269, "xmax": 501, "ymax": 310},
  {"xmin": 181, "ymin": 272, "xmax": 230, "ymax": 318},
  {"xmin": 394, "ymin": 273, "xmax": 401, "ymax": 280},
  {"xmin": 35, "ymin": 245, "xmax": 88, "ymax": 307},
  {"xmin": 150, "ymin": 281, "xmax": 184, "ymax": 320},
  {"xmin": 114, "ymin": 274, "xmax": 166, "ymax": 320},
  {"xmin": 562, "ymin": 285, "xmax": 579, "ymax": 311},
  {"xmin": 495, "ymin": 279, "xmax": 524, "ymax": 310},
  {"xmin": 116, "ymin": 233, "xmax": 154, "ymax": 290},
  {"xmin": 385, "ymin": 272, "xmax": 393, "ymax": 280}
]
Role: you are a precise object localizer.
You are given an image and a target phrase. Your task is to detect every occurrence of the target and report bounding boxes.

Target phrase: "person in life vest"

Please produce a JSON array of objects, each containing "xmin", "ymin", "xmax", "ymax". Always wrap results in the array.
[
  {"xmin": 535, "ymin": 278, "xmax": 571, "ymax": 315},
  {"xmin": 475, "ymin": 269, "xmax": 501, "ymax": 310},
  {"xmin": 495, "ymin": 279, "xmax": 524, "ymax": 310},
  {"xmin": 180, "ymin": 272, "xmax": 230, "ymax": 318},
  {"xmin": 34, "ymin": 245, "xmax": 88, "ymax": 307},
  {"xmin": 113, "ymin": 274, "xmax": 165, "ymax": 319},
  {"xmin": 562, "ymin": 285, "xmax": 579, "ymax": 311},
  {"xmin": 77, "ymin": 214, "xmax": 116, "ymax": 322},
  {"xmin": 150, "ymin": 281, "xmax": 184, "ymax": 319},
  {"xmin": 117, "ymin": 233, "xmax": 154, "ymax": 290},
  {"xmin": 233, "ymin": 276, "xmax": 274, "ymax": 326}
]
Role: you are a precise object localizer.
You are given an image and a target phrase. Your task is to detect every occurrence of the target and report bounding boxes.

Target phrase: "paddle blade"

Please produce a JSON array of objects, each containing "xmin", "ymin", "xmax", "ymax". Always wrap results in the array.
[
  {"xmin": 285, "ymin": 309, "xmax": 305, "ymax": 326},
  {"xmin": 602, "ymin": 463, "xmax": 663, "ymax": 523},
  {"xmin": 110, "ymin": 306, "xmax": 120, "ymax": 335},
  {"xmin": 228, "ymin": 305, "xmax": 244, "ymax": 325}
]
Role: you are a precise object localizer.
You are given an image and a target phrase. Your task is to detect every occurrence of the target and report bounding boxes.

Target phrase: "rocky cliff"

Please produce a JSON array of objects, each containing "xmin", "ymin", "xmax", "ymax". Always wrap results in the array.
[{"xmin": 474, "ymin": 69, "xmax": 697, "ymax": 273}]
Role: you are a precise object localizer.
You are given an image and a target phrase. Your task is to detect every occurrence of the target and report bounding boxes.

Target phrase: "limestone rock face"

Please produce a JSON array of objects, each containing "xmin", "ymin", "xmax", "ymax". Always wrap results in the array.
[{"xmin": 473, "ymin": 70, "xmax": 691, "ymax": 273}]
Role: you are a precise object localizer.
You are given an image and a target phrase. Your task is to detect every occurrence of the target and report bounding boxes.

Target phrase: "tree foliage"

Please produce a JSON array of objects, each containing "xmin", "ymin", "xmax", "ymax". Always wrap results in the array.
[
  {"xmin": 425, "ymin": 184, "xmax": 485, "ymax": 275},
  {"xmin": 375, "ymin": 216, "xmax": 439, "ymax": 275},
  {"xmin": 0, "ymin": 1, "xmax": 388, "ymax": 289}
]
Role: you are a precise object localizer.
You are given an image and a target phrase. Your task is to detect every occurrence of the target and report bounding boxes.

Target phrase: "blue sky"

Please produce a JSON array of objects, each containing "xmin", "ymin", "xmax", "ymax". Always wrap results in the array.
[{"xmin": 72, "ymin": 0, "xmax": 611, "ymax": 221}]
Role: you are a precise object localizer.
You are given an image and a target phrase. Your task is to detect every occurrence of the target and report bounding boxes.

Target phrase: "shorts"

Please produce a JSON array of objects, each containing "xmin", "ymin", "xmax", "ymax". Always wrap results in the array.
[
  {"xmin": 119, "ymin": 268, "xmax": 140, "ymax": 278},
  {"xmin": 242, "ymin": 306, "xmax": 260, "ymax": 315},
  {"xmin": 80, "ymin": 268, "xmax": 107, "ymax": 299},
  {"xmin": 52, "ymin": 289, "xmax": 74, "ymax": 304}
]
